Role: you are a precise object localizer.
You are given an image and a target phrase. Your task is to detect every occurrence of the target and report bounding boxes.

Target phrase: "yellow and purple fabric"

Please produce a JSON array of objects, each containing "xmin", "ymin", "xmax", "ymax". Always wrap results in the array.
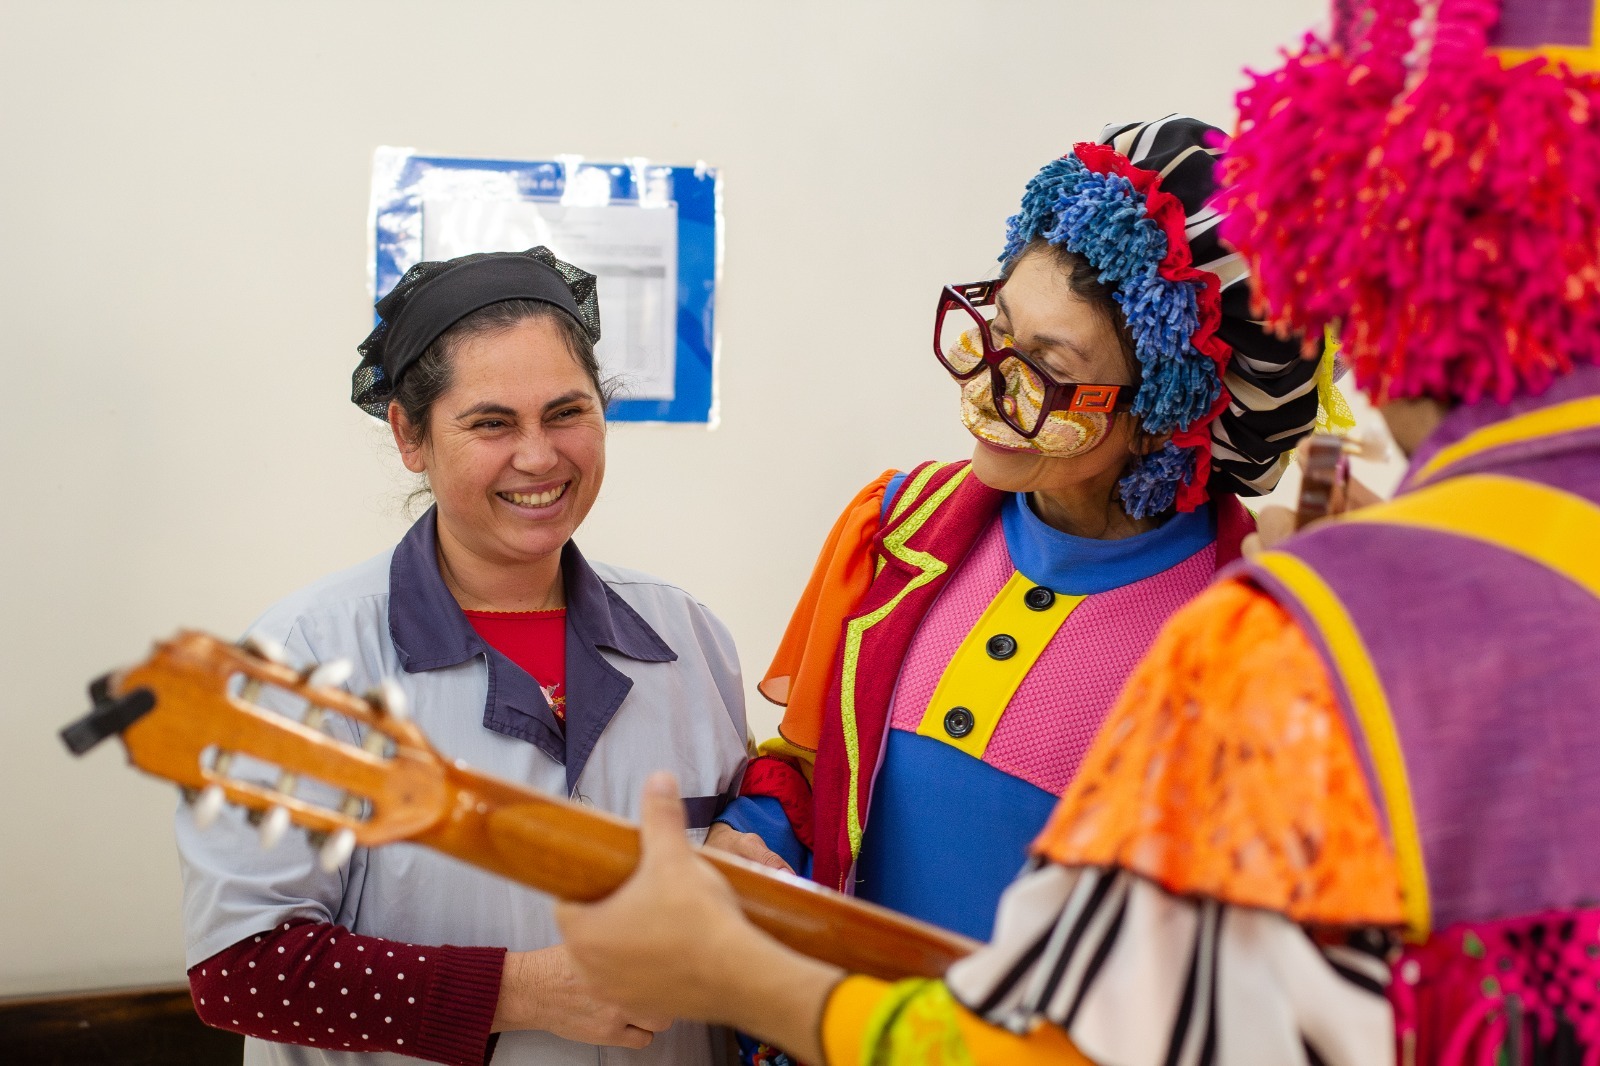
[
  {"xmin": 1243, "ymin": 363, "xmax": 1600, "ymax": 941},
  {"xmin": 1489, "ymin": 0, "xmax": 1600, "ymax": 70}
]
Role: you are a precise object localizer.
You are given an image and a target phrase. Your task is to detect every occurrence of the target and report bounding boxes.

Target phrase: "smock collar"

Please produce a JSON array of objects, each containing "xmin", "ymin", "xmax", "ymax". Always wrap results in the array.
[{"xmin": 387, "ymin": 507, "xmax": 676, "ymax": 791}]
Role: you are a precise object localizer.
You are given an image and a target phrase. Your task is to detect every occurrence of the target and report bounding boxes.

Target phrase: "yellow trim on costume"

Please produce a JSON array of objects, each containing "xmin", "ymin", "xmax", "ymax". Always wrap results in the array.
[
  {"xmin": 840, "ymin": 464, "xmax": 971, "ymax": 871},
  {"xmin": 1346, "ymin": 474, "xmax": 1600, "ymax": 601},
  {"xmin": 1253, "ymin": 551, "xmax": 1433, "ymax": 939},
  {"xmin": 1411, "ymin": 396, "xmax": 1600, "ymax": 487},
  {"xmin": 1315, "ymin": 329, "xmax": 1356, "ymax": 436},
  {"xmin": 1491, "ymin": 4, "xmax": 1600, "ymax": 73},
  {"xmin": 821, "ymin": 975, "xmax": 892, "ymax": 1066},
  {"xmin": 915, "ymin": 572, "xmax": 1083, "ymax": 759},
  {"xmin": 820, "ymin": 974, "xmax": 1091, "ymax": 1066},
  {"xmin": 877, "ymin": 464, "xmax": 944, "ymax": 579}
]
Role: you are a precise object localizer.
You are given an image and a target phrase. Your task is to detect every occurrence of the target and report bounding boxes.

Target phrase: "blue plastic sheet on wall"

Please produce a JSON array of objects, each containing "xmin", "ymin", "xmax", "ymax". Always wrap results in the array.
[{"xmin": 370, "ymin": 149, "xmax": 722, "ymax": 425}]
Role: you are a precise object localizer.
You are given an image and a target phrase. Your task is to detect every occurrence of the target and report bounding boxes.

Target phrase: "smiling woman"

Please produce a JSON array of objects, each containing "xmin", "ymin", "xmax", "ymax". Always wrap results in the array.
[{"xmin": 174, "ymin": 248, "xmax": 749, "ymax": 1066}]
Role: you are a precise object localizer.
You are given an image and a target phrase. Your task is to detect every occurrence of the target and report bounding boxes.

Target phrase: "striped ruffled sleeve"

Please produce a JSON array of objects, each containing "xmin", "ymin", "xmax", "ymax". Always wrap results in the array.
[{"xmin": 945, "ymin": 863, "xmax": 1396, "ymax": 1066}]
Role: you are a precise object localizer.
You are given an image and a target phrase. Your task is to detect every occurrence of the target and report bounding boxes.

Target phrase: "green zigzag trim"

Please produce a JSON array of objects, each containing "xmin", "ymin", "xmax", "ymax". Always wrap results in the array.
[{"xmin": 838, "ymin": 462, "xmax": 970, "ymax": 876}]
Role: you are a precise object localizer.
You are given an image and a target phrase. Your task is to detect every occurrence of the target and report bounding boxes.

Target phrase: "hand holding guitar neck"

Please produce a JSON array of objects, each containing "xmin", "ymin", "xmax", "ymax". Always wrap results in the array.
[
  {"xmin": 60, "ymin": 631, "xmax": 977, "ymax": 982},
  {"xmin": 1242, "ymin": 431, "xmax": 1388, "ymax": 558}
]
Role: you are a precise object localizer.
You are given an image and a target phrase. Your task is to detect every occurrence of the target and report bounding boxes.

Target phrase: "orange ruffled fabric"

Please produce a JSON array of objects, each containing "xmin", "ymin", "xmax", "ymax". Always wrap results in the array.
[
  {"xmin": 1033, "ymin": 579, "xmax": 1405, "ymax": 928},
  {"xmin": 759, "ymin": 470, "xmax": 897, "ymax": 752}
]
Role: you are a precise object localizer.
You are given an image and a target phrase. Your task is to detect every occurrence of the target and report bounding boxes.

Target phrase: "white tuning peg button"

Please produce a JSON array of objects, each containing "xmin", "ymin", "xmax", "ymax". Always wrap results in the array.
[
  {"xmin": 307, "ymin": 659, "xmax": 354, "ymax": 690},
  {"xmin": 1343, "ymin": 429, "xmax": 1391, "ymax": 463},
  {"xmin": 259, "ymin": 806, "xmax": 291, "ymax": 849},
  {"xmin": 240, "ymin": 633, "xmax": 291, "ymax": 666},
  {"xmin": 375, "ymin": 679, "xmax": 409, "ymax": 722},
  {"xmin": 319, "ymin": 828, "xmax": 357, "ymax": 872},
  {"xmin": 193, "ymin": 785, "xmax": 226, "ymax": 830}
]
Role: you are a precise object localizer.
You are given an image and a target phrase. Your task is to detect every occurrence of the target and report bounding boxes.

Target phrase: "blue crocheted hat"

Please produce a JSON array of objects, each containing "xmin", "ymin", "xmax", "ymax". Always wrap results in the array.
[{"xmin": 1003, "ymin": 116, "xmax": 1320, "ymax": 518}]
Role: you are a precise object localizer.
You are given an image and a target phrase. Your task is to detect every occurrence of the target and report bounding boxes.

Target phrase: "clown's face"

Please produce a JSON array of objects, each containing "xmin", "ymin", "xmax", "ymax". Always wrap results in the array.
[{"xmin": 964, "ymin": 250, "xmax": 1148, "ymax": 500}]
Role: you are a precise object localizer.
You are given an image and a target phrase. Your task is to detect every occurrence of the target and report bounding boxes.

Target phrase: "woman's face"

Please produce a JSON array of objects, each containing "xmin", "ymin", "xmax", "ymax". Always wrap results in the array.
[
  {"xmin": 964, "ymin": 251, "xmax": 1143, "ymax": 497},
  {"xmin": 393, "ymin": 316, "xmax": 606, "ymax": 571}
]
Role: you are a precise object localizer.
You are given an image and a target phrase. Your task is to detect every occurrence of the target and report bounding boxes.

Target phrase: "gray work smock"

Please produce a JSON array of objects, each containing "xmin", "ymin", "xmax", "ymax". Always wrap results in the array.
[{"xmin": 177, "ymin": 509, "xmax": 749, "ymax": 1065}]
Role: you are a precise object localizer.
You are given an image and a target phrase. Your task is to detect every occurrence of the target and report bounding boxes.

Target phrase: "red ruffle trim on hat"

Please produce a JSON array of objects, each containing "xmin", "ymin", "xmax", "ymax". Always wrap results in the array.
[{"xmin": 1073, "ymin": 142, "xmax": 1235, "ymax": 511}]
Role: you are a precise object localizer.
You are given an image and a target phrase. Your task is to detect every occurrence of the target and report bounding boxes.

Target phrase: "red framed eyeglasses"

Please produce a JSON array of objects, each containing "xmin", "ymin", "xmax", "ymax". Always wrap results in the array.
[{"xmin": 934, "ymin": 280, "xmax": 1133, "ymax": 439}]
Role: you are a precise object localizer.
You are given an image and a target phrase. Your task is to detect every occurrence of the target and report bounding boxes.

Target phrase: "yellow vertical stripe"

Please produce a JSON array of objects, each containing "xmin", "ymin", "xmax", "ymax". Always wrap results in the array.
[
  {"xmin": 915, "ymin": 573, "xmax": 1083, "ymax": 759},
  {"xmin": 1253, "ymin": 551, "xmax": 1433, "ymax": 939}
]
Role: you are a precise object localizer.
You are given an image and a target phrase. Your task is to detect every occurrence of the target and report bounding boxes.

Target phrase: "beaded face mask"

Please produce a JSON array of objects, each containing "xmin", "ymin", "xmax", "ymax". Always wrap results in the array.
[
  {"xmin": 958, "ymin": 368, "xmax": 1114, "ymax": 457},
  {"xmin": 935, "ymin": 282, "xmax": 1132, "ymax": 459}
]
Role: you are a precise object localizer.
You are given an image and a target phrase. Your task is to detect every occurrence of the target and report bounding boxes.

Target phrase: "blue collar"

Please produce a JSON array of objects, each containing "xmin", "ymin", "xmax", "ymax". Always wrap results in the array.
[
  {"xmin": 388, "ymin": 508, "xmax": 676, "ymax": 791},
  {"xmin": 1000, "ymin": 493, "xmax": 1214, "ymax": 595}
]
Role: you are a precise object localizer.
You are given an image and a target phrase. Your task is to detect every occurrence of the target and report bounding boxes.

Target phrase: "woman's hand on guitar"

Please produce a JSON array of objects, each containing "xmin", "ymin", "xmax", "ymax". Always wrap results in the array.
[
  {"xmin": 705, "ymin": 822, "xmax": 794, "ymax": 873},
  {"xmin": 492, "ymin": 943, "xmax": 673, "ymax": 1047},
  {"xmin": 555, "ymin": 773, "xmax": 757, "ymax": 1022},
  {"xmin": 1243, "ymin": 435, "xmax": 1386, "ymax": 558}
]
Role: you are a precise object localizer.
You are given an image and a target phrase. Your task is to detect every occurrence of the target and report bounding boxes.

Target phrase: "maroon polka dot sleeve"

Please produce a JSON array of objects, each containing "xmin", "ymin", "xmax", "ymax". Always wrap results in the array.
[{"xmin": 189, "ymin": 918, "xmax": 505, "ymax": 1065}]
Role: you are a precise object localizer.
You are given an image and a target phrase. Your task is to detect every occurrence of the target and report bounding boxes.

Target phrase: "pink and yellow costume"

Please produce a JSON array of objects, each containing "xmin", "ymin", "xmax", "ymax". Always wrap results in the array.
[{"xmin": 719, "ymin": 116, "xmax": 1323, "ymax": 949}]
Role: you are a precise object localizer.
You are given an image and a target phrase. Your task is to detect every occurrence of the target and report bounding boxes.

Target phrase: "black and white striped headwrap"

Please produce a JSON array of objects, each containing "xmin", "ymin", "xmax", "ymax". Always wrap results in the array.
[
  {"xmin": 1007, "ymin": 116, "xmax": 1321, "ymax": 511},
  {"xmin": 1103, "ymin": 116, "xmax": 1321, "ymax": 499}
]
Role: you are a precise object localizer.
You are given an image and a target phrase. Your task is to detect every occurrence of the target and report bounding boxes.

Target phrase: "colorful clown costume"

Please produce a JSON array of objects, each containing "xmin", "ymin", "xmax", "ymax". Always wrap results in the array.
[
  {"xmin": 817, "ymin": 361, "xmax": 1600, "ymax": 1066},
  {"xmin": 718, "ymin": 115, "xmax": 1321, "ymax": 962},
  {"xmin": 719, "ymin": 460, "xmax": 1253, "ymax": 940}
]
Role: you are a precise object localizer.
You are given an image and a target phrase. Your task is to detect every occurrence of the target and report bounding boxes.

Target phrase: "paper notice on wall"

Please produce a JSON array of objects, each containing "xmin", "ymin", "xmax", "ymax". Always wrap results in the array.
[{"xmin": 421, "ymin": 198, "xmax": 679, "ymax": 402}]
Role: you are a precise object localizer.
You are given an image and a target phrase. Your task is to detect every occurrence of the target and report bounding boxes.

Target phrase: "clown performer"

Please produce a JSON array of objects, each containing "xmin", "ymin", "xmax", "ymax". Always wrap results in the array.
[
  {"xmin": 709, "ymin": 116, "xmax": 1327, "ymax": 951},
  {"xmin": 553, "ymin": 2, "xmax": 1600, "ymax": 1064}
]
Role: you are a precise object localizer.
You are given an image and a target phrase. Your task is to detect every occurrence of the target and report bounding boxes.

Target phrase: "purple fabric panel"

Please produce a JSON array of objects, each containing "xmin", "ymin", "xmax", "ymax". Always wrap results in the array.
[
  {"xmin": 1489, "ymin": 0, "xmax": 1595, "ymax": 48},
  {"xmin": 1288, "ymin": 520, "xmax": 1600, "ymax": 926},
  {"xmin": 1487, "ymin": 445, "xmax": 1600, "ymax": 506},
  {"xmin": 1406, "ymin": 363, "xmax": 1600, "ymax": 485}
]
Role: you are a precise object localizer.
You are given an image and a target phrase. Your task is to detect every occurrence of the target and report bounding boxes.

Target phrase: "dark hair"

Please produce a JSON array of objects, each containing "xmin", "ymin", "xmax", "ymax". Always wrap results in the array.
[{"xmin": 390, "ymin": 299, "xmax": 615, "ymax": 447}]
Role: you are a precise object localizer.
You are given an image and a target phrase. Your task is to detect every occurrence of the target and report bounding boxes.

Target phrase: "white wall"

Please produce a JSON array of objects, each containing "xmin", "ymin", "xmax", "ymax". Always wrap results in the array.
[{"xmin": 0, "ymin": 0, "xmax": 1340, "ymax": 996}]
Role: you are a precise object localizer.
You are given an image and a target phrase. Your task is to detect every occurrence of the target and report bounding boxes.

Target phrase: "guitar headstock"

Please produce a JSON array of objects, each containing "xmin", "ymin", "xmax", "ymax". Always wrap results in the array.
[{"xmin": 62, "ymin": 631, "xmax": 451, "ymax": 870}]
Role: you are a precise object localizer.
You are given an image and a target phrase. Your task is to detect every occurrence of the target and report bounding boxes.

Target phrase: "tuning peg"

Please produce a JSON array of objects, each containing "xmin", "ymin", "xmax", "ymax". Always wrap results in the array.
[
  {"xmin": 369, "ymin": 679, "xmax": 409, "ymax": 722},
  {"xmin": 306, "ymin": 659, "xmax": 354, "ymax": 690},
  {"xmin": 193, "ymin": 785, "xmax": 226, "ymax": 829},
  {"xmin": 1341, "ymin": 429, "xmax": 1390, "ymax": 463},
  {"xmin": 240, "ymin": 633, "xmax": 291, "ymax": 666},
  {"xmin": 259, "ymin": 805, "xmax": 291, "ymax": 849},
  {"xmin": 319, "ymin": 828, "xmax": 356, "ymax": 872},
  {"xmin": 272, "ymin": 767, "xmax": 300, "ymax": 799}
]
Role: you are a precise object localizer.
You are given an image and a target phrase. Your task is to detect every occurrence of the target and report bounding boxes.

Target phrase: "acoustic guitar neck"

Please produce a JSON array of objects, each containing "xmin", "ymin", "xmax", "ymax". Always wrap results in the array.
[{"xmin": 61, "ymin": 631, "xmax": 977, "ymax": 982}]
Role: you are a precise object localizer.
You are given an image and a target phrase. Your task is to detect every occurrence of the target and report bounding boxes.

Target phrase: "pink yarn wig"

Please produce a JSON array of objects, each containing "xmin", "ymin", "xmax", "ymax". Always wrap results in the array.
[{"xmin": 1219, "ymin": 0, "xmax": 1600, "ymax": 406}]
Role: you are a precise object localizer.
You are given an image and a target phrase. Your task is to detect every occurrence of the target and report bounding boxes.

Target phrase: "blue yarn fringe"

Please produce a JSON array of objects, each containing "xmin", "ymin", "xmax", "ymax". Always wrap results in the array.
[
  {"xmin": 1002, "ymin": 151, "xmax": 1223, "ymax": 514},
  {"xmin": 1117, "ymin": 441, "xmax": 1196, "ymax": 519}
]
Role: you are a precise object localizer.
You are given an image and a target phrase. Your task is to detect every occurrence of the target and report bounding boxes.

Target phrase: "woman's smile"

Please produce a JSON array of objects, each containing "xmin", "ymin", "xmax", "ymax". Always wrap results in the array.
[{"xmin": 497, "ymin": 482, "xmax": 571, "ymax": 512}]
